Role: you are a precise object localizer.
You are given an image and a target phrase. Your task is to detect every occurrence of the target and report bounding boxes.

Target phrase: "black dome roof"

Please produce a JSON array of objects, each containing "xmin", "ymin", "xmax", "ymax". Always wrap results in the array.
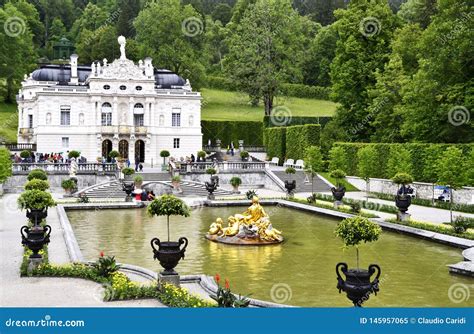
[{"xmin": 30, "ymin": 64, "xmax": 186, "ymax": 88}]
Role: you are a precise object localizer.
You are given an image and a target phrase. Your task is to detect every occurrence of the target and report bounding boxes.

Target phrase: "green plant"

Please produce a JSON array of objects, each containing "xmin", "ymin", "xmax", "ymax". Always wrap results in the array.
[
  {"xmin": 285, "ymin": 167, "xmax": 296, "ymax": 174},
  {"xmin": 77, "ymin": 193, "xmax": 89, "ymax": 203},
  {"xmin": 206, "ymin": 168, "xmax": 217, "ymax": 175},
  {"xmin": 330, "ymin": 169, "xmax": 346, "ymax": 187},
  {"xmin": 91, "ymin": 252, "xmax": 121, "ymax": 278},
  {"xmin": 263, "ymin": 127, "xmax": 286, "ymax": 163},
  {"xmin": 17, "ymin": 190, "xmax": 56, "ymax": 210},
  {"xmin": 61, "ymin": 179, "xmax": 76, "ymax": 190},
  {"xmin": 157, "ymin": 283, "xmax": 216, "ymax": 307},
  {"xmin": 27, "ymin": 169, "xmax": 47, "ymax": 181},
  {"xmin": 121, "ymin": 167, "xmax": 135, "ymax": 176},
  {"xmin": 211, "ymin": 274, "xmax": 250, "ymax": 308},
  {"xmin": 328, "ymin": 146, "xmax": 348, "ymax": 172},
  {"xmin": 245, "ymin": 189, "xmax": 257, "ymax": 200},
  {"xmin": 229, "ymin": 177, "xmax": 242, "ymax": 187},
  {"xmin": 133, "ymin": 175, "xmax": 144, "ymax": 184},
  {"xmin": 108, "ymin": 150, "xmax": 120, "ymax": 159},
  {"xmin": 171, "ymin": 175, "xmax": 181, "ymax": 183},
  {"xmin": 392, "ymin": 172, "xmax": 413, "ymax": 185},
  {"xmin": 304, "ymin": 146, "xmax": 323, "ymax": 194},
  {"xmin": 357, "ymin": 146, "xmax": 378, "ymax": 201},
  {"xmin": 0, "ymin": 147, "xmax": 12, "ymax": 183},
  {"xmin": 452, "ymin": 216, "xmax": 471, "ymax": 234},
  {"xmin": 160, "ymin": 150, "xmax": 170, "ymax": 158},
  {"xmin": 286, "ymin": 124, "xmax": 321, "ymax": 160},
  {"xmin": 197, "ymin": 150, "xmax": 206, "ymax": 159},
  {"xmin": 335, "ymin": 216, "xmax": 382, "ymax": 268},
  {"xmin": 68, "ymin": 150, "xmax": 81, "ymax": 159},
  {"xmin": 387, "ymin": 218, "xmax": 474, "ymax": 240},
  {"xmin": 240, "ymin": 151, "xmax": 249, "ymax": 159},
  {"xmin": 350, "ymin": 202, "xmax": 361, "ymax": 213},
  {"xmin": 24, "ymin": 179, "xmax": 50, "ymax": 191},
  {"xmin": 20, "ymin": 150, "xmax": 31, "ymax": 159},
  {"xmin": 147, "ymin": 195, "xmax": 191, "ymax": 241}
]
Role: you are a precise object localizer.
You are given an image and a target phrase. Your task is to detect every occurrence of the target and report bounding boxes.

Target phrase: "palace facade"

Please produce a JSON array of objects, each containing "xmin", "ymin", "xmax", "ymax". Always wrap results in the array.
[{"xmin": 16, "ymin": 36, "xmax": 202, "ymax": 164}]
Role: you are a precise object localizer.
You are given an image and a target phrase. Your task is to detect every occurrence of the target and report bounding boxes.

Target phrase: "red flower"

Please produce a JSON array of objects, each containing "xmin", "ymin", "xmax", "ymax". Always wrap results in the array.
[
  {"xmin": 225, "ymin": 279, "xmax": 230, "ymax": 290},
  {"xmin": 215, "ymin": 273, "xmax": 220, "ymax": 284},
  {"xmin": 100, "ymin": 251, "xmax": 104, "ymax": 257}
]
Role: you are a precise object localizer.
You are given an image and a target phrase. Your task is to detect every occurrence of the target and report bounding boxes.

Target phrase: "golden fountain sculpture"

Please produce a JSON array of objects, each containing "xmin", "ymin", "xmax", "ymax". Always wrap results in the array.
[{"xmin": 206, "ymin": 196, "xmax": 283, "ymax": 245}]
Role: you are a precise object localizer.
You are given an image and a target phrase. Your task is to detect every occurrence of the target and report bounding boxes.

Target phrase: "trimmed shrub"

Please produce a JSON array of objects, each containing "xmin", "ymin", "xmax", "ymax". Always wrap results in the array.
[
  {"xmin": 263, "ymin": 127, "xmax": 286, "ymax": 163},
  {"xmin": 333, "ymin": 143, "xmax": 474, "ymax": 183},
  {"xmin": 27, "ymin": 169, "xmax": 48, "ymax": 181},
  {"xmin": 286, "ymin": 124, "xmax": 321, "ymax": 160},
  {"xmin": 280, "ymin": 83, "xmax": 331, "ymax": 100},
  {"xmin": 24, "ymin": 179, "xmax": 50, "ymax": 191},
  {"xmin": 263, "ymin": 115, "xmax": 332, "ymax": 128},
  {"xmin": 0, "ymin": 147, "xmax": 12, "ymax": 183},
  {"xmin": 68, "ymin": 150, "xmax": 81, "ymax": 159},
  {"xmin": 201, "ymin": 120, "xmax": 263, "ymax": 147}
]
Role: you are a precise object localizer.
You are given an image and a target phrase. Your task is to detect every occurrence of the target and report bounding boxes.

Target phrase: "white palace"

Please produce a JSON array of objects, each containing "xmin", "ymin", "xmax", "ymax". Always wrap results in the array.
[{"xmin": 16, "ymin": 36, "xmax": 202, "ymax": 164}]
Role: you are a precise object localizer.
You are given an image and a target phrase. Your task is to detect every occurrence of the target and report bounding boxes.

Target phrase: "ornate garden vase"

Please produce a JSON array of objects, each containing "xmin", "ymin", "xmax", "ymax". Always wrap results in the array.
[
  {"xmin": 21, "ymin": 225, "xmax": 52, "ymax": 258},
  {"xmin": 331, "ymin": 186, "xmax": 346, "ymax": 201},
  {"xmin": 150, "ymin": 237, "xmax": 188, "ymax": 275},
  {"xmin": 336, "ymin": 262, "xmax": 381, "ymax": 307},
  {"xmin": 26, "ymin": 208, "xmax": 48, "ymax": 226}
]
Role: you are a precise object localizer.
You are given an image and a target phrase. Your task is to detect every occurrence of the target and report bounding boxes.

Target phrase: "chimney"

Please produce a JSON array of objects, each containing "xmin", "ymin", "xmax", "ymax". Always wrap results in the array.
[
  {"xmin": 70, "ymin": 54, "xmax": 78, "ymax": 84},
  {"xmin": 144, "ymin": 57, "xmax": 153, "ymax": 79}
]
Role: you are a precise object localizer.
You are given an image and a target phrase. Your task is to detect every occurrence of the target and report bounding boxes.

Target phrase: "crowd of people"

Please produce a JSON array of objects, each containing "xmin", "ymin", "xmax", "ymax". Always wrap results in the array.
[{"xmin": 12, "ymin": 151, "xmax": 87, "ymax": 164}]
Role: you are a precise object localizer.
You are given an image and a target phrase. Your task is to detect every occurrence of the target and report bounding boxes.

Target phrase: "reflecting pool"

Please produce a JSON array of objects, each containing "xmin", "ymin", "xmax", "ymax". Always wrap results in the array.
[{"xmin": 67, "ymin": 206, "xmax": 473, "ymax": 307}]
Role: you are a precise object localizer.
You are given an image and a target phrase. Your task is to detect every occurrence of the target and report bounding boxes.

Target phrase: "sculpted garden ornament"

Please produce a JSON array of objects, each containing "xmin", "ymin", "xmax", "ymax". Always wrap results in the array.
[
  {"xmin": 392, "ymin": 173, "xmax": 414, "ymax": 221},
  {"xmin": 207, "ymin": 196, "xmax": 283, "ymax": 245}
]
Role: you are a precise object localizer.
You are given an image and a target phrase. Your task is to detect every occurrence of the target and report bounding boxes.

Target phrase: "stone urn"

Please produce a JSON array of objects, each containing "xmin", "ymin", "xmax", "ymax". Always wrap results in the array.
[
  {"xmin": 121, "ymin": 181, "xmax": 134, "ymax": 202},
  {"xmin": 331, "ymin": 186, "xmax": 346, "ymax": 201},
  {"xmin": 21, "ymin": 225, "xmax": 51, "ymax": 259},
  {"xmin": 284, "ymin": 180, "xmax": 296, "ymax": 195},
  {"xmin": 336, "ymin": 262, "xmax": 381, "ymax": 307},
  {"xmin": 26, "ymin": 208, "xmax": 48, "ymax": 226},
  {"xmin": 205, "ymin": 178, "xmax": 218, "ymax": 199},
  {"xmin": 150, "ymin": 237, "xmax": 188, "ymax": 275},
  {"xmin": 395, "ymin": 194, "xmax": 411, "ymax": 213}
]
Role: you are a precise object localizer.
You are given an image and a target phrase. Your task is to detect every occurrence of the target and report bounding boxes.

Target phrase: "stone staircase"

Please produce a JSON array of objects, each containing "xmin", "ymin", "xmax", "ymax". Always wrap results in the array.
[{"xmin": 272, "ymin": 171, "xmax": 331, "ymax": 193}]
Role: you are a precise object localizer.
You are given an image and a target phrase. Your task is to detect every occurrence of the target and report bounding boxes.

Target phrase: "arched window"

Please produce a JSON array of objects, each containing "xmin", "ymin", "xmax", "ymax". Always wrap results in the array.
[
  {"xmin": 133, "ymin": 103, "xmax": 144, "ymax": 113},
  {"xmin": 101, "ymin": 102, "xmax": 112, "ymax": 126}
]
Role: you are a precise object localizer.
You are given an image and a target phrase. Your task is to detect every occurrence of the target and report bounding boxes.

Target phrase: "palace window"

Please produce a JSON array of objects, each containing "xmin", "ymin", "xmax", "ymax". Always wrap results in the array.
[
  {"xmin": 60, "ymin": 106, "xmax": 70, "ymax": 126},
  {"xmin": 103, "ymin": 85, "xmax": 110, "ymax": 90},
  {"xmin": 134, "ymin": 114, "xmax": 144, "ymax": 126},
  {"xmin": 62, "ymin": 137, "xmax": 69, "ymax": 149},
  {"xmin": 135, "ymin": 86, "xmax": 142, "ymax": 91},
  {"xmin": 28, "ymin": 114, "xmax": 33, "ymax": 128},
  {"xmin": 172, "ymin": 108, "xmax": 181, "ymax": 127},
  {"xmin": 119, "ymin": 85, "xmax": 126, "ymax": 90},
  {"xmin": 101, "ymin": 102, "xmax": 112, "ymax": 126},
  {"xmin": 173, "ymin": 138, "xmax": 180, "ymax": 149}
]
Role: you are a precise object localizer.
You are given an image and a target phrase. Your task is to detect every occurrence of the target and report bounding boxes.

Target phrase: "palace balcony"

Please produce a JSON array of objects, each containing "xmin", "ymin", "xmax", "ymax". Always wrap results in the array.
[
  {"xmin": 101, "ymin": 126, "xmax": 117, "ymax": 134},
  {"xmin": 19, "ymin": 128, "xmax": 34, "ymax": 137},
  {"xmin": 134, "ymin": 126, "xmax": 147, "ymax": 134},
  {"xmin": 118, "ymin": 125, "xmax": 131, "ymax": 134}
]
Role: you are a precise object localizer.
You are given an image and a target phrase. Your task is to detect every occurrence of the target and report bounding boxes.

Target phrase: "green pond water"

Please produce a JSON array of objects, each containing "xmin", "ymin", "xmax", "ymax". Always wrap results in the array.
[{"xmin": 67, "ymin": 206, "xmax": 473, "ymax": 307}]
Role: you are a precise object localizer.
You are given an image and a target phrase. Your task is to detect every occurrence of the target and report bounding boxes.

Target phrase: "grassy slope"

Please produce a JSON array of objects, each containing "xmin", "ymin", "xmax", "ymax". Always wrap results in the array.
[
  {"xmin": 0, "ymin": 103, "xmax": 18, "ymax": 142},
  {"xmin": 318, "ymin": 172, "xmax": 359, "ymax": 192},
  {"xmin": 201, "ymin": 88, "xmax": 338, "ymax": 121}
]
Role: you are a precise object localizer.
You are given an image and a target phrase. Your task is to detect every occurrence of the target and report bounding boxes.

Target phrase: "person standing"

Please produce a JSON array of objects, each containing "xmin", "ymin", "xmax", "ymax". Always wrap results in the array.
[
  {"xmin": 230, "ymin": 141, "xmax": 235, "ymax": 156},
  {"xmin": 135, "ymin": 156, "xmax": 140, "ymax": 172}
]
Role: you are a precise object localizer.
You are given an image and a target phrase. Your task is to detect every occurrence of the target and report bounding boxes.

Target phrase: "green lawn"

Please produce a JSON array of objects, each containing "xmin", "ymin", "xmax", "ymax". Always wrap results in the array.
[
  {"xmin": 318, "ymin": 172, "xmax": 359, "ymax": 192},
  {"xmin": 201, "ymin": 88, "xmax": 338, "ymax": 121},
  {"xmin": 0, "ymin": 102, "xmax": 18, "ymax": 142}
]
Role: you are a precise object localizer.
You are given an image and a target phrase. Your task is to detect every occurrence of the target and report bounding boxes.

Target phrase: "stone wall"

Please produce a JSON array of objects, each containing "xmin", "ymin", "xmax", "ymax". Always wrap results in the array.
[
  {"xmin": 3, "ymin": 174, "xmax": 116, "ymax": 193},
  {"xmin": 346, "ymin": 176, "xmax": 474, "ymax": 205}
]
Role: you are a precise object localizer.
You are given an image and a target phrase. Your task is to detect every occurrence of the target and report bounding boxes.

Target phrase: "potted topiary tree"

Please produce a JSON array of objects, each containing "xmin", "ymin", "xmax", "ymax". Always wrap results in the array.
[
  {"xmin": 27, "ymin": 169, "xmax": 47, "ymax": 181},
  {"xmin": 148, "ymin": 195, "xmax": 190, "ymax": 283},
  {"xmin": 20, "ymin": 150, "xmax": 31, "ymax": 161},
  {"xmin": 160, "ymin": 150, "xmax": 170, "ymax": 171},
  {"xmin": 24, "ymin": 179, "xmax": 50, "ymax": 192},
  {"xmin": 334, "ymin": 216, "xmax": 382, "ymax": 307},
  {"xmin": 171, "ymin": 175, "xmax": 181, "ymax": 191},
  {"xmin": 17, "ymin": 189, "xmax": 56, "ymax": 226},
  {"xmin": 331, "ymin": 169, "xmax": 347, "ymax": 206},
  {"xmin": 121, "ymin": 167, "xmax": 135, "ymax": 201},
  {"xmin": 68, "ymin": 150, "xmax": 81, "ymax": 159},
  {"xmin": 230, "ymin": 176, "xmax": 242, "ymax": 194},
  {"xmin": 61, "ymin": 178, "xmax": 77, "ymax": 195},
  {"xmin": 284, "ymin": 167, "xmax": 296, "ymax": 197},
  {"xmin": 0, "ymin": 147, "xmax": 12, "ymax": 196},
  {"xmin": 392, "ymin": 172, "xmax": 414, "ymax": 221},
  {"xmin": 108, "ymin": 150, "xmax": 120, "ymax": 162},
  {"xmin": 240, "ymin": 150, "xmax": 249, "ymax": 161},
  {"xmin": 197, "ymin": 150, "xmax": 206, "ymax": 162},
  {"xmin": 121, "ymin": 167, "xmax": 135, "ymax": 178}
]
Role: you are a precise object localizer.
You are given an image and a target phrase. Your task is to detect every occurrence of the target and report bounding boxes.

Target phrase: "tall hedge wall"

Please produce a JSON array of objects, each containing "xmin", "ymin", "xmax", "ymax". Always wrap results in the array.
[
  {"xmin": 285, "ymin": 124, "xmax": 321, "ymax": 160},
  {"xmin": 263, "ymin": 115, "xmax": 332, "ymax": 128},
  {"xmin": 333, "ymin": 142, "xmax": 474, "ymax": 181},
  {"xmin": 206, "ymin": 76, "xmax": 330, "ymax": 100},
  {"xmin": 263, "ymin": 127, "xmax": 286, "ymax": 162},
  {"xmin": 201, "ymin": 121, "xmax": 263, "ymax": 146}
]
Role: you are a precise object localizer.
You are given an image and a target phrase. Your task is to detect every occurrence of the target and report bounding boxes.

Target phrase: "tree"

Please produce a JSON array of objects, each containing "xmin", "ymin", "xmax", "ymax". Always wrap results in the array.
[
  {"xmin": 0, "ymin": 148, "xmax": 12, "ymax": 184},
  {"xmin": 357, "ymin": 146, "xmax": 378, "ymax": 200},
  {"xmin": 134, "ymin": 0, "xmax": 206, "ymax": 89},
  {"xmin": 211, "ymin": 3, "xmax": 233, "ymax": 25},
  {"xmin": 304, "ymin": 146, "xmax": 323, "ymax": 194},
  {"xmin": 398, "ymin": 0, "xmax": 437, "ymax": 29},
  {"xmin": 225, "ymin": 0, "xmax": 305, "ymax": 115},
  {"xmin": 116, "ymin": 0, "xmax": 140, "ymax": 38},
  {"xmin": 70, "ymin": 2, "xmax": 107, "ymax": 41},
  {"xmin": 464, "ymin": 150, "xmax": 474, "ymax": 187},
  {"xmin": 11, "ymin": 0, "xmax": 45, "ymax": 48},
  {"xmin": 330, "ymin": 0, "xmax": 400, "ymax": 140},
  {"xmin": 422, "ymin": 144, "xmax": 442, "ymax": 204},
  {"xmin": 386, "ymin": 146, "xmax": 412, "ymax": 178},
  {"xmin": 0, "ymin": 3, "xmax": 36, "ymax": 103},
  {"xmin": 437, "ymin": 147, "xmax": 466, "ymax": 223},
  {"xmin": 229, "ymin": 0, "xmax": 256, "ymax": 25},
  {"xmin": 328, "ymin": 146, "xmax": 347, "ymax": 172}
]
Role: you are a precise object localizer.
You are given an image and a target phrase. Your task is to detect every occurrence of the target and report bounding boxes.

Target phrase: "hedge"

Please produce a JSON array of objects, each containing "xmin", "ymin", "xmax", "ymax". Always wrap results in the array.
[
  {"xmin": 333, "ymin": 143, "xmax": 474, "ymax": 182},
  {"xmin": 206, "ymin": 76, "xmax": 330, "ymax": 100},
  {"xmin": 201, "ymin": 120, "xmax": 263, "ymax": 147},
  {"xmin": 263, "ymin": 115, "xmax": 332, "ymax": 128},
  {"xmin": 263, "ymin": 127, "xmax": 286, "ymax": 162},
  {"xmin": 285, "ymin": 124, "xmax": 321, "ymax": 160}
]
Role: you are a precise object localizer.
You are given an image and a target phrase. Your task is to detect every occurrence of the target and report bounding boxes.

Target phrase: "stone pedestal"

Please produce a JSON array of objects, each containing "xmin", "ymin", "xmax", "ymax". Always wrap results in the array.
[
  {"xmin": 207, "ymin": 194, "xmax": 215, "ymax": 200},
  {"xmin": 397, "ymin": 212, "xmax": 411, "ymax": 222},
  {"xmin": 158, "ymin": 273, "xmax": 180, "ymax": 288},
  {"xmin": 334, "ymin": 201, "xmax": 343, "ymax": 209},
  {"xmin": 27, "ymin": 257, "xmax": 43, "ymax": 274}
]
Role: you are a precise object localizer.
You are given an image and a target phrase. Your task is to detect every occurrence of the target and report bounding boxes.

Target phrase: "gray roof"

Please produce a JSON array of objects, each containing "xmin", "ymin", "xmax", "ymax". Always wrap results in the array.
[{"xmin": 30, "ymin": 64, "xmax": 186, "ymax": 88}]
